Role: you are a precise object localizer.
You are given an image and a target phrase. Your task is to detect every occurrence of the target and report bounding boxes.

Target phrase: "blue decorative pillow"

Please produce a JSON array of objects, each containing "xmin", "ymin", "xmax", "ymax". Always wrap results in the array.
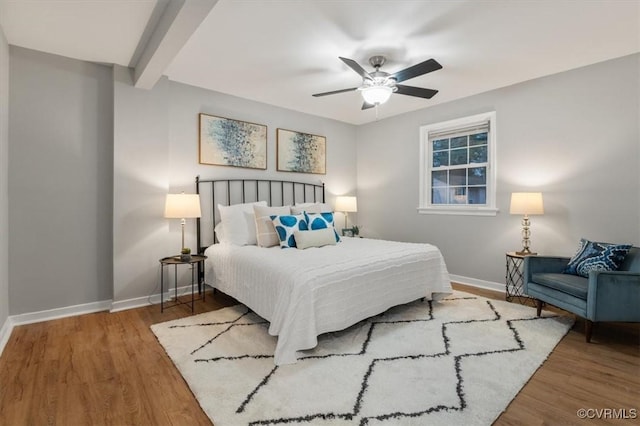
[
  {"xmin": 304, "ymin": 212, "xmax": 341, "ymax": 243},
  {"xmin": 270, "ymin": 214, "xmax": 308, "ymax": 248},
  {"xmin": 563, "ymin": 238, "xmax": 632, "ymax": 278}
]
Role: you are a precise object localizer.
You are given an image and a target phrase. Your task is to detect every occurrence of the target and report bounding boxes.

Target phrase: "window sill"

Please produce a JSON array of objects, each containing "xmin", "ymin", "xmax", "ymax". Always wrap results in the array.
[{"xmin": 417, "ymin": 206, "xmax": 499, "ymax": 216}]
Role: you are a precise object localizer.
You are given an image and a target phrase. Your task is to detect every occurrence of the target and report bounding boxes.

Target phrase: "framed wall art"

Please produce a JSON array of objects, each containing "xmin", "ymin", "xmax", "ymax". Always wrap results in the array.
[
  {"xmin": 199, "ymin": 113, "xmax": 267, "ymax": 169},
  {"xmin": 276, "ymin": 128, "xmax": 326, "ymax": 174}
]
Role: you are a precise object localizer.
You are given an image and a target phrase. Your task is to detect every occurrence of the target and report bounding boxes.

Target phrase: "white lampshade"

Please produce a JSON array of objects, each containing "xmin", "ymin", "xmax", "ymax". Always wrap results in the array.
[
  {"xmin": 510, "ymin": 192, "xmax": 544, "ymax": 215},
  {"xmin": 361, "ymin": 86, "xmax": 392, "ymax": 105},
  {"xmin": 164, "ymin": 193, "xmax": 202, "ymax": 219},
  {"xmin": 335, "ymin": 196, "xmax": 358, "ymax": 213}
]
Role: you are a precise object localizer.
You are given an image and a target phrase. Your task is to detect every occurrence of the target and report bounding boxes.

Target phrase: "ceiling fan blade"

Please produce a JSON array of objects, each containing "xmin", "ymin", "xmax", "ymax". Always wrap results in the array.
[
  {"xmin": 361, "ymin": 102, "xmax": 375, "ymax": 110},
  {"xmin": 391, "ymin": 59, "xmax": 442, "ymax": 83},
  {"xmin": 339, "ymin": 57, "xmax": 373, "ymax": 80},
  {"xmin": 395, "ymin": 84, "xmax": 439, "ymax": 99},
  {"xmin": 312, "ymin": 87, "xmax": 358, "ymax": 97},
  {"xmin": 396, "ymin": 84, "xmax": 438, "ymax": 99}
]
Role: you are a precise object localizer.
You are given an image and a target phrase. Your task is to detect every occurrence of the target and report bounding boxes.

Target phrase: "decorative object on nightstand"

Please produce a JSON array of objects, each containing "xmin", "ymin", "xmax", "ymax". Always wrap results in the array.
[
  {"xmin": 510, "ymin": 192, "xmax": 544, "ymax": 255},
  {"xmin": 180, "ymin": 247, "xmax": 191, "ymax": 262},
  {"xmin": 335, "ymin": 196, "xmax": 357, "ymax": 236},
  {"xmin": 159, "ymin": 254, "xmax": 207, "ymax": 313},
  {"xmin": 164, "ymin": 193, "xmax": 202, "ymax": 254}
]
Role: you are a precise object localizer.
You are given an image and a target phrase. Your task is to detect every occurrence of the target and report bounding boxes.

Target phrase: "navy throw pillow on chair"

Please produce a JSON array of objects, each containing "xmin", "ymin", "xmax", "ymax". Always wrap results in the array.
[{"xmin": 563, "ymin": 238, "xmax": 632, "ymax": 278}]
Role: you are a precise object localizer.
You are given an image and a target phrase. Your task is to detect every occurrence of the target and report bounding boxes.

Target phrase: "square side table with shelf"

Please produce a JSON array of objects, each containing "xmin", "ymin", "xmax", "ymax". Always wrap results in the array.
[
  {"xmin": 159, "ymin": 254, "xmax": 207, "ymax": 313},
  {"xmin": 505, "ymin": 251, "xmax": 535, "ymax": 304}
]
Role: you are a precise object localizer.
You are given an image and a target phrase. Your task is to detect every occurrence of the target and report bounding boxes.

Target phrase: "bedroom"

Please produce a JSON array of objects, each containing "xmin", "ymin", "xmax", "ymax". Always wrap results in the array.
[{"xmin": 0, "ymin": 0, "xmax": 638, "ymax": 425}]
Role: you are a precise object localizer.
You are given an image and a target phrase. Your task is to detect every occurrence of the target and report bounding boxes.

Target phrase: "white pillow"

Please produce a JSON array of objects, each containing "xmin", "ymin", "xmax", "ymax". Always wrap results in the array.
[
  {"xmin": 217, "ymin": 201, "xmax": 267, "ymax": 245},
  {"xmin": 304, "ymin": 212, "xmax": 341, "ymax": 243},
  {"xmin": 254, "ymin": 205, "xmax": 291, "ymax": 247},
  {"xmin": 291, "ymin": 202, "xmax": 332, "ymax": 214},
  {"xmin": 214, "ymin": 222, "xmax": 227, "ymax": 244},
  {"xmin": 294, "ymin": 228, "xmax": 337, "ymax": 249}
]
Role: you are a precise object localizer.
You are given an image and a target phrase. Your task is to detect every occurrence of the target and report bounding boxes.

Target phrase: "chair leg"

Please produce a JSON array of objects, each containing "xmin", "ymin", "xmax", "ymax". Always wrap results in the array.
[
  {"xmin": 585, "ymin": 320, "xmax": 593, "ymax": 343},
  {"xmin": 535, "ymin": 299, "xmax": 543, "ymax": 317}
]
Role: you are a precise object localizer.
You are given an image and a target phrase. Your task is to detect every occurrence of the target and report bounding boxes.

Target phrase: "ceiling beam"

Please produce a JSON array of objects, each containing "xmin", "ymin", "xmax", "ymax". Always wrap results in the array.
[{"xmin": 133, "ymin": 0, "xmax": 218, "ymax": 90}]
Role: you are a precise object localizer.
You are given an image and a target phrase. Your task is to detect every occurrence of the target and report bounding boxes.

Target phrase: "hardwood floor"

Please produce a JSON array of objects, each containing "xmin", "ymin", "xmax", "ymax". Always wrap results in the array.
[
  {"xmin": 455, "ymin": 284, "xmax": 640, "ymax": 426},
  {"xmin": 0, "ymin": 284, "xmax": 638, "ymax": 425}
]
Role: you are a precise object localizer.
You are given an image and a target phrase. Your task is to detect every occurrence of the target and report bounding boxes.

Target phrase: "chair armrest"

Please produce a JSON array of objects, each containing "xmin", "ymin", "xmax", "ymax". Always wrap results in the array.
[{"xmin": 587, "ymin": 271, "xmax": 640, "ymax": 321}]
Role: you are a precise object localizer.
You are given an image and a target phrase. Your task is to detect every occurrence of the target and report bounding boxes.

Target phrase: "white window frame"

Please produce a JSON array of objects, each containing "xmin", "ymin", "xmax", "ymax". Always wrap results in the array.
[{"xmin": 418, "ymin": 111, "xmax": 498, "ymax": 216}]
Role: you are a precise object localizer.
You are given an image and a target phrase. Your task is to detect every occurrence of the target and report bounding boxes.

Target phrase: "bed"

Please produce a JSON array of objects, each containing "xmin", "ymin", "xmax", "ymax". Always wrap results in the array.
[{"xmin": 196, "ymin": 177, "xmax": 452, "ymax": 365}]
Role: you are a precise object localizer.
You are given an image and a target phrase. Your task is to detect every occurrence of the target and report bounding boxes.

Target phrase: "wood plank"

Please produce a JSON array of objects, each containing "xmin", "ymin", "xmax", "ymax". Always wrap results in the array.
[{"xmin": 0, "ymin": 285, "xmax": 637, "ymax": 425}]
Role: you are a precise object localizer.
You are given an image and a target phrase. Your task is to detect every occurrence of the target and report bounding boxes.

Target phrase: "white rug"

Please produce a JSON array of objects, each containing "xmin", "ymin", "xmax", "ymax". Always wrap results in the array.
[{"xmin": 151, "ymin": 291, "xmax": 573, "ymax": 425}]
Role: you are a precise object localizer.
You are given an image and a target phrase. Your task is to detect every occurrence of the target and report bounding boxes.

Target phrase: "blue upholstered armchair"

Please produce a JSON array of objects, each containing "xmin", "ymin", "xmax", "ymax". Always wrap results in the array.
[{"xmin": 523, "ymin": 246, "xmax": 640, "ymax": 342}]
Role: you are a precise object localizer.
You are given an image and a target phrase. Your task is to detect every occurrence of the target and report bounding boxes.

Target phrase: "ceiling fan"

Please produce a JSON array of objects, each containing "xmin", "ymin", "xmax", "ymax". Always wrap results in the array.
[{"xmin": 312, "ymin": 55, "xmax": 443, "ymax": 110}]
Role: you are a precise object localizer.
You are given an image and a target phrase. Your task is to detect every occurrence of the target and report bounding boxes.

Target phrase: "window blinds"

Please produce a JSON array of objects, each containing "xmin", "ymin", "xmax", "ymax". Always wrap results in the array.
[{"xmin": 428, "ymin": 120, "xmax": 490, "ymax": 140}]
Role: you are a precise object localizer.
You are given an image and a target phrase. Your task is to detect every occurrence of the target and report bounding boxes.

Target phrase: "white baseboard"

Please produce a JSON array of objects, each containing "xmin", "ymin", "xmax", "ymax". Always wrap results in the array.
[
  {"xmin": 110, "ymin": 294, "xmax": 152, "ymax": 313},
  {"xmin": 110, "ymin": 285, "xmax": 195, "ymax": 313},
  {"xmin": 0, "ymin": 316, "xmax": 14, "ymax": 358},
  {"xmin": 0, "ymin": 285, "xmax": 197, "ymax": 355},
  {"xmin": 10, "ymin": 299, "xmax": 112, "ymax": 327},
  {"xmin": 450, "ymin": 274, "xmax": 505, "ymax": 294},
  {"xmin": 1, "ymin": 301, "xmax": 111, "ymax": 357}
]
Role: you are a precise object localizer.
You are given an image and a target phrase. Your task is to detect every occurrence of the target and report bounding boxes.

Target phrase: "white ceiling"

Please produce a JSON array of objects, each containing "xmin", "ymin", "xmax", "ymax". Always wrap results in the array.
[{"xmin": 1, "ymin": 0, "xmax": 639, "ymax": 125}]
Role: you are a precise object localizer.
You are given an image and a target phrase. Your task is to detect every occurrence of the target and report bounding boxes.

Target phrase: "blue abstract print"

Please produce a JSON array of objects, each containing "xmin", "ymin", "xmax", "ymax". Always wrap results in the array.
[
  {"xmin": 277, "ymin": 129, "xmax": 326, "ymax": 174},
  {"xmin": 199, "ymin": 114, "xmax": 266, "ymax": 169}
]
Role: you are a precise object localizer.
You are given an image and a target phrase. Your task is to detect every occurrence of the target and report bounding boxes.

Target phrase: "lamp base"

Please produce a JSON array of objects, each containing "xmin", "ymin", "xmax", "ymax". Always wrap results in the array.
[{"xmin": 515, "ymin": 250, "xmax": 537, "ymax": 256}]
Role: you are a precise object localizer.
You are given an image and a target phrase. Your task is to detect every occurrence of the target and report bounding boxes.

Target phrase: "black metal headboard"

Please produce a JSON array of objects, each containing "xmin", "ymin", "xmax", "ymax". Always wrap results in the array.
[{"xmin": 195, "ymin": 176, "xmax": 325, "ymax": 254}]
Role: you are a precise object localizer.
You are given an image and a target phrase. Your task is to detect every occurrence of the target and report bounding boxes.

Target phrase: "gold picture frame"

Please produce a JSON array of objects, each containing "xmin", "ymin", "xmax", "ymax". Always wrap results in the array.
[
  {"xmin": 199, "ymin": 113, "xmax": 267, "ymax": 169},
  {"xmin": 276, "ymin": 128, "xmax": 326, "ymax": 174}
]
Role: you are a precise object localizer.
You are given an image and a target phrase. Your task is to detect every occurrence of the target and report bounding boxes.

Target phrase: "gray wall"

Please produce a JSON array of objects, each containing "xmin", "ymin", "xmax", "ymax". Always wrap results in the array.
[
  {"xmin": 8, "ymin": 47, "xmax": 113, "ymax": 315},
  {"xmin": 357, "ymin": 54, "xmax": 640, "ymax": 285},
  {"xmin": 112, "ymin": 66, "xmax": 171, "ymax": 305},
  {"xmin": 0, "ymin": 26, "xmax": 9, "ymax": 327},
  {"xmin": 113, "ymin": 65, "xmax": 357, "ymax": 304},
  {"xmin": 5, "ymin": 46, "xmax": 637, "ymax": 316}
]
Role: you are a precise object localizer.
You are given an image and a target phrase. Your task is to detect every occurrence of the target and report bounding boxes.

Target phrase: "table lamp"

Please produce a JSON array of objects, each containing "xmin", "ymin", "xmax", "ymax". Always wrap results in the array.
[
  {"xmin": 510, "ymin": 192, "xmax": 544, "ymax": 255},
  {"xmin": 164, "ymin": 193, "xmax": 202, "ymax": 253},
  {"xmin": 335, "ymin": 196, "xmax": 358, "ymax": 229}
]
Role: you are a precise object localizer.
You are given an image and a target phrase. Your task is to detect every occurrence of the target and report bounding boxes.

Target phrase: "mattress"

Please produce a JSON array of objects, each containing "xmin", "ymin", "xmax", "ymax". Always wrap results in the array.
[{"xmin": 204, "ymin": 237, "xmax": 452, "ymax": 365}]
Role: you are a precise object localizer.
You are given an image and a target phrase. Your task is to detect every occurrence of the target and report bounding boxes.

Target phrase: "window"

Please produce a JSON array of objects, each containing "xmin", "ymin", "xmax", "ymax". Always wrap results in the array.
[{"xmin": 419, "ymin": 112, "xmax": 498, "ymax": 216}]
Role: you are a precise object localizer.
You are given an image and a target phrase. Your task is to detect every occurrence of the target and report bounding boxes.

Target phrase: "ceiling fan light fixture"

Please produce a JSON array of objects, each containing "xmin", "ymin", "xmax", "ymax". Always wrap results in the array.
[
  {"xmin": 312, "ymin": 55, "xmax": 442, "ymax": 109},
  {"xmin": 361, "ymin": 85, "xmax": 393, "ymax": 105}
]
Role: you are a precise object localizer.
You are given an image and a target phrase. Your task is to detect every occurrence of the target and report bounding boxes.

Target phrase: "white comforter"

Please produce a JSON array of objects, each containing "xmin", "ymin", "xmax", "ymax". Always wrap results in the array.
[{"xmin": 204, "ymin": 237, "xmax": 452, "ymax": 365}]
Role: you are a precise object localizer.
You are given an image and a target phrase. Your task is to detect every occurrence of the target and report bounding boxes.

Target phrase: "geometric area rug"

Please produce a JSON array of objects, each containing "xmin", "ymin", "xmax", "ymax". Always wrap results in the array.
[{"xmin": 151, "ymin": 291, "xmax": 574, "ymax": 426}]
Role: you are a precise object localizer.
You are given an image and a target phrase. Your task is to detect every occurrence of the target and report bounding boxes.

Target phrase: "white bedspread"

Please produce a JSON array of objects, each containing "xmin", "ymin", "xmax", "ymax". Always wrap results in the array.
[{"xmin": 204, "ymin": 237, "xmax": 452, "ymax": 365}]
